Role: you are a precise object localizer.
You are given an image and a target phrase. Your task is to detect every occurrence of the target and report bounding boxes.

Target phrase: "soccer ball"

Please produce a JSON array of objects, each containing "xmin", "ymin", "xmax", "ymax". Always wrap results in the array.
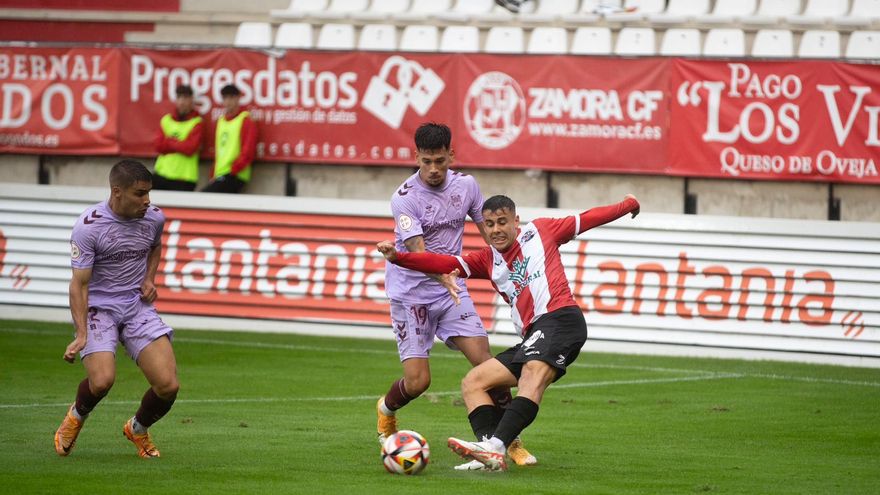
[{"xmin": 381, "ymin": 430, "xmax": 430, "ymax": 475}]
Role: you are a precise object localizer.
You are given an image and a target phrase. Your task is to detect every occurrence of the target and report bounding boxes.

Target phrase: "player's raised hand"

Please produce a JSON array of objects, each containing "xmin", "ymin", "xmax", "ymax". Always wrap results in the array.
[
  {"xmin": 63, "ymin": 335, "xmax": 86, "ymax": 363},
  {"xmin": 140, "ymin": 279, "xmax": 158, "ymax": 304},
  {"xmin": 376, "ymin": 241, "xmax": 398, "ymax": 261},
  {"xmin": 437, "ymin": 269, "xmax": 462, "ymax": 305},
  {"xmin": 624, "ymin": 194, "xmax": 640, "ymax": 218}
]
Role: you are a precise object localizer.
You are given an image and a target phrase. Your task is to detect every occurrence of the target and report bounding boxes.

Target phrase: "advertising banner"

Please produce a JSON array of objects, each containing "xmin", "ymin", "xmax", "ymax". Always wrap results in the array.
[
  {"xmin": 1, "ymin": 47, "xmax": 878, "ymax": 183},
  {"xmin": 0, "ymin": 185, "xmax": 878, "ymax": 358},
  {"xmin": 670, "ymin": 59, "xmax": 880, "ymax": 182},
  {"xmin": 0, "ymin": 47, "xmax": 121, "ymax": 153}
]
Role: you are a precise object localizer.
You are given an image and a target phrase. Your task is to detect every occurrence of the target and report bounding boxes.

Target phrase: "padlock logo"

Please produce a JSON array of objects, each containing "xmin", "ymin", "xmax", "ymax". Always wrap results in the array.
[{"xmin": 362, "ymin": 56, "xmax": 446, "ymax": 129}]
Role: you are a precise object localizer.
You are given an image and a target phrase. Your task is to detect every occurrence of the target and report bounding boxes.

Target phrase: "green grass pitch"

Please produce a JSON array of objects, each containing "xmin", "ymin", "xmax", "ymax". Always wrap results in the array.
[{"xmin": 1, "ymin": 318, "xmax": 878, "ymax": 494}]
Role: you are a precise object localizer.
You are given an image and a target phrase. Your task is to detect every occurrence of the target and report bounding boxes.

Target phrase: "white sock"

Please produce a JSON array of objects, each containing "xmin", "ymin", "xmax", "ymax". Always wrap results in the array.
[
  {"xmin": 70, "ymin": 406, "xmax": 85, "ymax": 421},
  {"xmin": 130, "ymin": 417, "xmax": 148, "ymax": 434},
  {"xmin": 487, "ymin": 436, "xmax": 506, "ymax": 452},
  {"xmin": 379, "ymin": 399, "xmax": 395, "ymax": 417}
]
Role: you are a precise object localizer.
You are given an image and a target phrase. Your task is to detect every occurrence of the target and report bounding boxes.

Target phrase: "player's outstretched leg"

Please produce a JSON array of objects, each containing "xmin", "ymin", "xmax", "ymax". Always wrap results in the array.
[
  {"xmin": 376, "ymin": 396, "xmax": 398, "ymax": 445},
  {"xmin": 447, "ymin": 437, "xmax": 508, "ymax": 471},
  {"xmin": 123, "ymin": 417, "xmax": 160, "ymax": 458},
  {"xmin": 486, "ymin": 388, "xmax": 537, "ymax": 466},
  {"xmin": 54, "ymin": 404, "xmax": 85, "ymax": 456}
]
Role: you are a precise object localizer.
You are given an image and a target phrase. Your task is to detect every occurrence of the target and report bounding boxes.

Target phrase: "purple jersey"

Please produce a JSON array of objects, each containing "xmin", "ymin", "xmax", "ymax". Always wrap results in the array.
[
  {"xmin": 70, "ymin": 201, "xmax": 165, "ymax": 312},
  {"xmin": 385, "ymin": 169, "xmax": 484, "ymax": 303}
]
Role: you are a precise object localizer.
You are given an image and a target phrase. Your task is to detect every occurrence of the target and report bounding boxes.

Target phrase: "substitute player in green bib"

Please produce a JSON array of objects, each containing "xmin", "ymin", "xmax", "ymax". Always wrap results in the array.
[
  {"xmin": 152, "ymin": 85, "xmax": 204, "ymax": 191},
  {"xmin": 202, "ymin": 84, "xmax": 258, "ymax": 194}
]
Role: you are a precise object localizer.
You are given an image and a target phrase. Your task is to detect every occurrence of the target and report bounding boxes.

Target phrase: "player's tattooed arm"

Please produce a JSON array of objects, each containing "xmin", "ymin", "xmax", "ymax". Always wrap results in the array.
[{"xmin": 65, "ymin": 267, "xmax": 92, "ymax": 363}]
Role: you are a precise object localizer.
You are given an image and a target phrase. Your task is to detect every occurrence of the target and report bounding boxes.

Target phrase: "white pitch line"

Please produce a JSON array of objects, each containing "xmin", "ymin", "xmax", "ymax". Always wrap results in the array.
[
  {"xmin": 4, "ymin": 328, "xmax": 880, "ymax": 388},
  {"xmin": 0, "ymin": 374, "xmax": 733, "ymax": 410}
]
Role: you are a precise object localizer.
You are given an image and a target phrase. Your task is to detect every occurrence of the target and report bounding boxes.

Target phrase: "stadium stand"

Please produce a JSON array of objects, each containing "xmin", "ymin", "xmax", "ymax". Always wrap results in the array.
[
  {"xmin": 485, "ymin": 26, "xmax": 525, "ymax": 53},
  {"xmin": 703, "ymin": 28, "xmax": 746, "ymax": 56},
  {"xmin": 526, "ymin": 26, "xmax": 568, "ymax": 54},
  {"xmin": 615, "ymin": 27, "xmax": 657, "ymax": 55},
  {"xmin": 234, "ymin": 22, "xmax": 273, "ymax": 47},
  {"xmin": 660, "ymin": 28, "xmax": 701, "ymax": 56},
  {"xmin": 399, "ymin": 24, "xmax": 439, "ymax": 52},
  {"xmin": 798, "ymin": 29, "xmax": 842, "ymax": 57}
]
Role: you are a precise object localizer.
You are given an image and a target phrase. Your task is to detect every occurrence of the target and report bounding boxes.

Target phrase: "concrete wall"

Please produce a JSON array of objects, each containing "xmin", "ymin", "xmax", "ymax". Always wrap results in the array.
[
  {"xmin": 552, "ymin": 173, "xmax": 685, "ymax": 214},
  {"xmin": 0, "ymin": 155, "xmax": 39, "ymax": 184},
  {"xmin": 688, "ymin": 179, "xmax": 829, "ymax": 220},
  {"xmin": 837, "ymin": 184, "xmax": 880, "ymax": 223}
]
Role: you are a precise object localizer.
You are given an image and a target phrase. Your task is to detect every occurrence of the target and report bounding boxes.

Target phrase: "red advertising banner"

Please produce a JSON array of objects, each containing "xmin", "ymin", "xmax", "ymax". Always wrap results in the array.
[
  {"xmin": 0, "ymin": 47, "xmax": 121, "ymax": 153},
  {"xmin": 154, "ymin": 206, "xmax": 500, "ymax": 329},
  {"xmin": 1, "ymin": 46, "xmax": 878, "ymax": 183},
  {"xmin": 669, "ymin": 59, "xmax": 880, "ymax": 182}
]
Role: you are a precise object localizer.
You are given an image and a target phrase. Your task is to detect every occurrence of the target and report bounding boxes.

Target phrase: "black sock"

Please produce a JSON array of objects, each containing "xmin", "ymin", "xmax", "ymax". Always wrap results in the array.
[
  {"xmin": 74, "ymin": 378, "xmax": 104, "ymax": 417},
  {"xmin": 468, "ymin": 405, "xmax": 500, "ymax": 441},
  {"xmin": 493, "ymin": 397, "xmax": 539, "ymax": 447},
  {"xmin": 134, "ymin": 388, "xmax": 176, "ymax": 428}
]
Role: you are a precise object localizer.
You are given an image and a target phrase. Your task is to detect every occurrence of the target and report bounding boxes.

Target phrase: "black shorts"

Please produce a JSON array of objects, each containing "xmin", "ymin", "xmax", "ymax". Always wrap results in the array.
[{"xmin": 494, "ymin": 305, "xmax": 587, "ymax": 382}]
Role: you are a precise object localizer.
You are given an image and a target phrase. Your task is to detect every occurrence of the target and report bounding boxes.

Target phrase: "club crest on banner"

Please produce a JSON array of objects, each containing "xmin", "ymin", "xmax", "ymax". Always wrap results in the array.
[{"xmin": 463, "ymin": 71, "xmax": 526, "ymax": 150}]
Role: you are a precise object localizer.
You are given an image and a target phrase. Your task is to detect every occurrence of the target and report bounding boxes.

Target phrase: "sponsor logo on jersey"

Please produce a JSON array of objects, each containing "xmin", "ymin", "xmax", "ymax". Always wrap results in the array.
[
  {"xmin": 521, "ymin": 230, "xmax": 535, "ymax": 243},
  {"xmin": 70, "ymin": 242, "xmax": 81, "ymax": 259}
]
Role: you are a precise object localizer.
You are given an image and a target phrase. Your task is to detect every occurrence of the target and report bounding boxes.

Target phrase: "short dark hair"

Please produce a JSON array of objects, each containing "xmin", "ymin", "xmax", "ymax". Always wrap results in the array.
[
  {"xmin": 220, "ymin": 84, "xmax": 241, "ymax": 97},
  {"xmin": 414, "ymin": 122, "xmax": 451, "ymax": 152},
  {"xmin": 109, "ymin": 159, "xmax": 152, "ymax": 188},
  {"xmin": 175, "ymin": 84, "xmax": 194, "ymax": 97},
  {"xmin": 482, "ymin": 195, "xmax": 516, "ymax": 214}
]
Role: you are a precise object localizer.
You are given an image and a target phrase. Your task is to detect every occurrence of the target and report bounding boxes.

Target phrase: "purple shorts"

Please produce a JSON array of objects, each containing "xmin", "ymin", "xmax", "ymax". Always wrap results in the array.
[
  {"xmin": 80, "ymin": 300, "xmax": 173, "ymax": 362},
  {"xmin": 389, "ymin": 293, "xmax": 487, "ymax": 361}
]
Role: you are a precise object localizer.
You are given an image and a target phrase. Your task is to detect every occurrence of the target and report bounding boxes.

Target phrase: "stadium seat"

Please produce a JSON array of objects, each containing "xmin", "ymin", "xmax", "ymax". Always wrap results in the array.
[
  {"xmin": 235, "ymin": 22, "xmax": 273, "ymax": 48},
  {"xmin": 316, "ymin": 23, "xmax": 355, "ymax": 49},
  {"xmin": 743, "ymin": 0, "xmax": 802, "ymax": 26},
  {"xmin": 752, "ymin": 29, "xmax": 794, "ymax": 58},
  {"xmin": 835, "ymin": 0, "xmax": 880, "ymax": 28},
  {"xmin": 527, "ymin": 27, "xmax": 568, "ymax": 54},
  {"xmin": 399, "ymin": 25, "xmax": 439, "ymax": 52},
  {"xmin": 660, "ymin": 28, "xmax": 701, "ymax": 56},
  {"xmin": 605, "ymin": 0, "xmax": 665, "ymax": 22},
  {"xmin": 789, "ymin": 0, "xmax": 850, "ymax": 26},
  {"xmin": 439, "ymin": 25, "xmax": 480, "ymax": 53},
  {"xmin": 798, "ymin": 30, "xmax": 841, "ymax": 58},
  {"xmin": 274, "ymin": 22, "xmax": 313, "ymax": 48},
  {"xmin": 614, "ymin": 27, "xmax": 656, "ymax": 55},
  {"xmin": 395, "ymin": 0, "xmax": 451, "ymax": 21},
  {"xmin": 358, "ymin": 24, "xmax": 397, "ymax": 51},
  {"xmin": 649, "ymin": 0, "xmax": 711, "ymax": 24},
  {"xmin": 352, "ymin": 0, "xmax": 410, "ymax": 21},
  {"xmin": 434, "ymin": 0, "xmax": 494, "ymax": 22},
  {"xmin": 703, "ymin": 28, "xmax": 746, "ymax": 57},
  {"xmin": 311, "ymin": 0, "xmax": 369, "ymax": 21},
  {"xmin": 521, "ymin": 0, "xmax": 579, "ymax": 22},
  {"xmin": 570, "ymin": 27, "xmax": 612, "ymax": 55},
  {"xmin": 271, "ymin": 0, "xmax": 329, "ymax": 19},
  {"xmin": 845, "ymin": 30, "xmax": 880, "ymax": 58},
  {"xmin": 697, "ymin": 0, "xmax": 757, "ymax": 24},
  {"xmin": 485, "ymin": 27, "xmax": 525, "ymax": 53}
]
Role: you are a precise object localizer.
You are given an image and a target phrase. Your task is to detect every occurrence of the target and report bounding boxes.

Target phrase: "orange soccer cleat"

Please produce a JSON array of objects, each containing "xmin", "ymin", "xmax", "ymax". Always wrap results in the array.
[
  {"xmin": 376, "ymin": 397, "xmax": 398, "ymax": 445},
  {"xmin": 123, "ymin": 418, "xmax": 160, "ymax": 458},
  {"xmin": 54, "ymin": 404, "xmax": 85, "ymax": 457}
]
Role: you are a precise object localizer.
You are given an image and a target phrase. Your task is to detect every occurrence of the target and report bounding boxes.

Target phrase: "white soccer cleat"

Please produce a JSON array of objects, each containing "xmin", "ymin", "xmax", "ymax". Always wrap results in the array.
[
  {"xmin": 454, "ymin": 459, "xmax": 490, "ymax": 471},
  {"xmin": 447, "ymin": 437, "xmax": 508, "ymax": 471}
]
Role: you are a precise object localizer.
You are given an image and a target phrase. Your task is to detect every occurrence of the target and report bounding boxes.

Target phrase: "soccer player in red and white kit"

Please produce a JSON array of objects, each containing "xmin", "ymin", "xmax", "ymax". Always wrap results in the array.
[{"xmin": 378, "ymin": 193, "xmax": 640, "ymax": 471}]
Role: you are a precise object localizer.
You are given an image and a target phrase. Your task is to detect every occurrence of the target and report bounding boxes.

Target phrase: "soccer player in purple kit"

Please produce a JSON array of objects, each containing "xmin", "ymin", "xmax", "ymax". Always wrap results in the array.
[
  {"xmin": 376, "ymin": 123, "xmax": 536, "ymax": 469},
  {"xmin": 54, "ymin": 159, "xmax": 179, "ymax": 459}
]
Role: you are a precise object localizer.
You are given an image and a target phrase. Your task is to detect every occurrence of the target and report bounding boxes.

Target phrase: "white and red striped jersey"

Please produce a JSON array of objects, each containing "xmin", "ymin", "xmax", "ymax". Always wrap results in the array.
[{"xmin": 393, "ymin": 198, "xmax": 639, "ymax": 336}]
